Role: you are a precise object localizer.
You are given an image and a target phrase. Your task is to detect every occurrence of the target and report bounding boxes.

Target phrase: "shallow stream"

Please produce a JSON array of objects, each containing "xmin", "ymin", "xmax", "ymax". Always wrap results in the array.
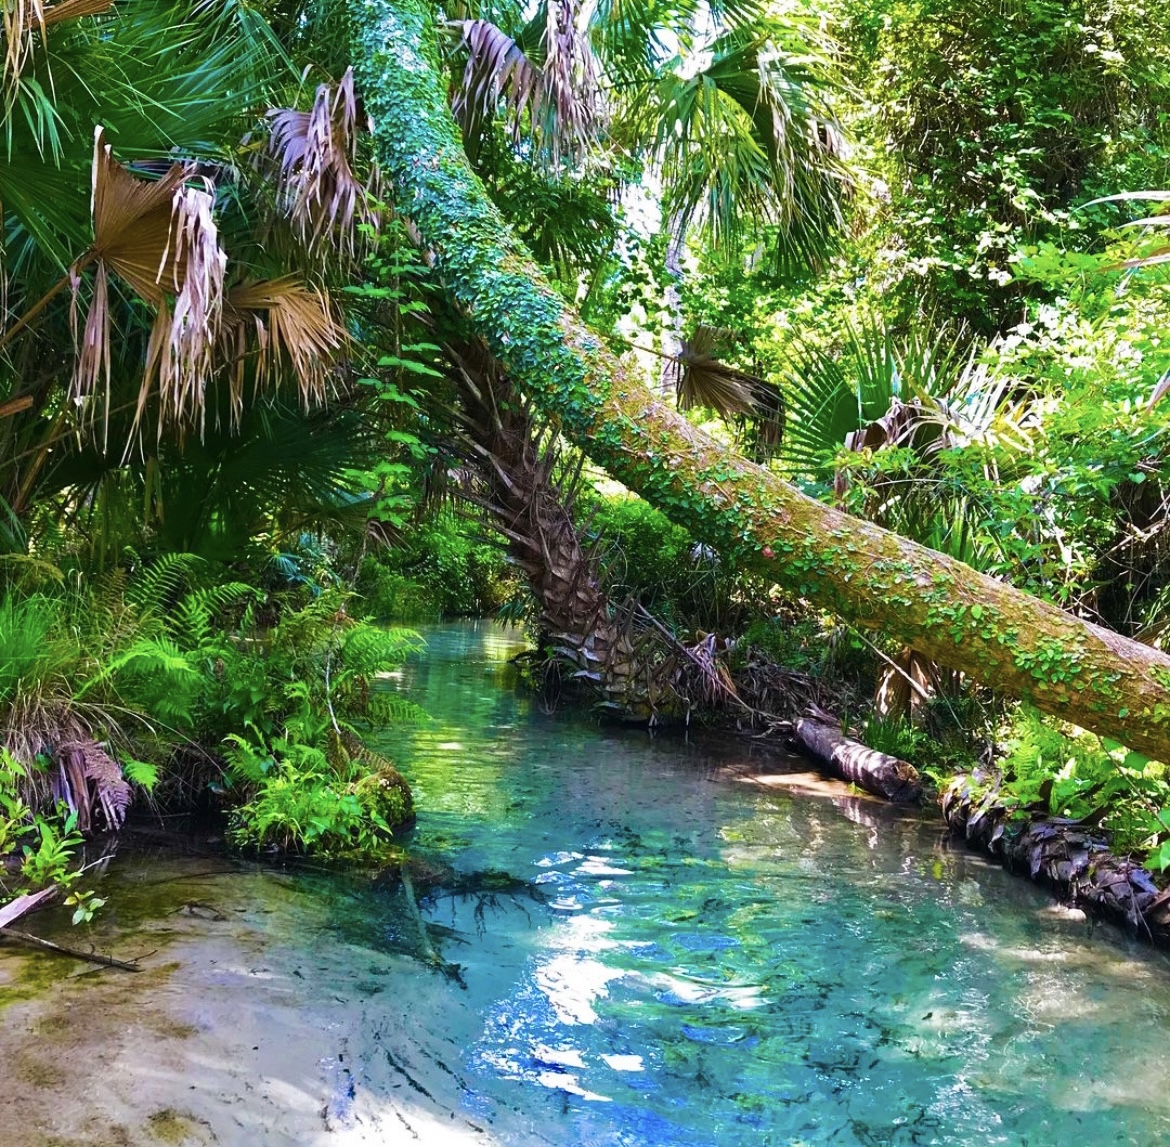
[{"xmin": 3, "ymin": 621, "xmax": 1170, "ymax": 1146}]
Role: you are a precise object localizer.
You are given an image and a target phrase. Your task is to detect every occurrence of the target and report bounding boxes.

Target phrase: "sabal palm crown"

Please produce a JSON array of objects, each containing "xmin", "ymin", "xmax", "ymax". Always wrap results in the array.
[{"xmin": 450, "ymin": 0, "xmax": 850, "ymax": 265}]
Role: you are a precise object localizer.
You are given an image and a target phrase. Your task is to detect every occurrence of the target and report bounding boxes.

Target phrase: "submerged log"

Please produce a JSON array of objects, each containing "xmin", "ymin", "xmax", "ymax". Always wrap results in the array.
[
  {"xmin": 793, "ymin": 717, "xmax": 922, "ymax": 803},
  {"xmin": 942, "ymin": 772, "xmax": 1170, "ymax": 943}
]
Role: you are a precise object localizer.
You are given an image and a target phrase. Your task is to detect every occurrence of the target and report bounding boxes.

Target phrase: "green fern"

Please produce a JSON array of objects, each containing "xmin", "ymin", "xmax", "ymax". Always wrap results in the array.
[
  {"xmin": 126, "ymin": 554, "xmax": 209, "ymax": 617},
  {"xmin": 339, "ymin": 624, "xmax": 425, "ymax": 675},
  {"xmin": 170, "ymin": 583, "xmax": 260, "ymax": 650}
]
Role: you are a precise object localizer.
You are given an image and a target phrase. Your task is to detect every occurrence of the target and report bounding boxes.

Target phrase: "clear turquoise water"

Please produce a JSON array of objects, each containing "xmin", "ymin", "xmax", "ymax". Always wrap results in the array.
[{"xmin": 368, "ymin": 621, "xmax": 1170, "ymax": 1147}]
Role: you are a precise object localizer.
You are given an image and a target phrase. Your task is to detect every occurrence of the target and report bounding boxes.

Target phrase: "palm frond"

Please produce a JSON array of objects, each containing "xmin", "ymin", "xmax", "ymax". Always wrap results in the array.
[
  {"xmin": 652, "ymin": 19, "xmax": 848, "ymax": 262},
  {"xmin": 3, "ymin": 0, "xmax": 45, "ymax": 86},
  {"xmin": 266, "ymin": 67, "xmax": 377, "ymax": 258},
  {"xmin": 220, "ymin": 277, "xmax": 347, "ymax": 420},
  {"xmin": 452, "ymin": 18, "xmax": 541, "ymax": 150},
  {"xmin": 42, "ymin": 0, "xmax": 114, "ymax": 25},
  {"xmin": 452, "ymin": 3, "xmax": 603, "ymax": 166},
  {"xmin": 71, "ymin": 127, "xmax": 226, "ymax": 442},
  {"xmin": 673, "ymin": 325, "xmax": 758, "ymax": 417},
  {"xmin": 781, "ymin": 315, "xmax": 940, "ymax": 475}
]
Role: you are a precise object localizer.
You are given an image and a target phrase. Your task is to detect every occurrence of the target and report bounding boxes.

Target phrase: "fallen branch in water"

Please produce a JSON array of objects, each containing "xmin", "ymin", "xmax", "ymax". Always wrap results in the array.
[
  {"xmin": 0, "ymin": 888, "xmax": 57, "ymax": 929},
  {"xmin": 792, "ymin": 714, "xmax": 923, "ymax": 803},
  {"xmin": 942, "ymin": 771, "xmax": 1170, "ymax": 943},
  {"xmin": 398, "ymin": 864, "xmax": 441, "ymax": 966},
  {"xmin": 0, "ymin": 927, "xmax": 144, "ymax": 971}
]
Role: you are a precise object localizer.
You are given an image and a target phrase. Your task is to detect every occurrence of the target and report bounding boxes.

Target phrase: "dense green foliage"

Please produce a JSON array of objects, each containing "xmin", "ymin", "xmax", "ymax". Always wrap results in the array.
[{"xmin": 8, "ymin": 0, "xmax": 1170, "ymax": 922}]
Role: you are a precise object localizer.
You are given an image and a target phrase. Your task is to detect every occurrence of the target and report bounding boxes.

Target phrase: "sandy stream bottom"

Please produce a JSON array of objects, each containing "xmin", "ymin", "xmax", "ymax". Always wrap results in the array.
[{"xmin": 0, "ymin": 855, "xmax": 539, "ymax": 1147}]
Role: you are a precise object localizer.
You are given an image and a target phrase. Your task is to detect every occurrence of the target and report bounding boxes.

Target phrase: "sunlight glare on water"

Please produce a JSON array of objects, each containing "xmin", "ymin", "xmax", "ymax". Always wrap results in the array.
[{"xmin": 374, "ymin": 621, "xmax": 1170, "ymax": 1147}]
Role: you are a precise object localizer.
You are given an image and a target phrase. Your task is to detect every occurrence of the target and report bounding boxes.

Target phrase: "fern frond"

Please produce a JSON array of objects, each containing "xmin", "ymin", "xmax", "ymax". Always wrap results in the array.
[
  {"xmin": 126, "ymin": 553, "xmax": 208, "ymax": 616},
  {"xmin": 170, "ymin": 582, "xmax": 259, "ymax": 649},
  {"xmin": 363, "ymin": 692, "xmax": 430, "ymax": 727},
  {"xmin": 340, "ymin": 624, "xmax": 425, "ymax": 675}
]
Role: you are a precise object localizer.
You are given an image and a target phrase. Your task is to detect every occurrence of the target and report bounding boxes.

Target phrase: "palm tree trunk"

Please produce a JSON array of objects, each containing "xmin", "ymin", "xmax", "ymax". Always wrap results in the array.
[
  {"xmin": 660, "ymin": 223, "xmax": 686, "ymax": 401},
  {"xmin": 442, "ymin": 337, "xmax": 645, "ymax": 702},
  {"xmin": 351, "ymin": 0, "xmax": 1170, "ymax": 762}
]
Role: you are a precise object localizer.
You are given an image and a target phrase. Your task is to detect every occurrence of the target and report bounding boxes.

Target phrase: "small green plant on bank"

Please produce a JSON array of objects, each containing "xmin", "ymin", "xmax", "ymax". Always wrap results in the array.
[
  {"xmin": 862, "ymin": 714, "xmax": 932, "ymax": 767},
  {"xmin": 0, "ymin": 750, "xmax": 92, "ymax": 916},
  {"xmin": 218, "ymin": 599, "xmax": 425, "ymax": 855},
  {"xmin": 995, "ymin": 710, "xmax": 1170, "ymax": 859}
]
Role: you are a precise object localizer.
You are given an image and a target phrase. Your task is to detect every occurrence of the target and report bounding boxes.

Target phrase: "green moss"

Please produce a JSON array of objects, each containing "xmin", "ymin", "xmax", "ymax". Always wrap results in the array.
[{"xmin": 146, "ymin": 1109, "xmax": 198, "ymax": 1144}]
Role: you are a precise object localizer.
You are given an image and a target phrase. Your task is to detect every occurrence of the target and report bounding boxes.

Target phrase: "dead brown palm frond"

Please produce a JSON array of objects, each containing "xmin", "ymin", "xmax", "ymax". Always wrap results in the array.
[
  {"xmin": 452, "ymin": 1, "xmax": 603, "ymax": 166},
  {"xmin": 219, "ymin": 277, "xmax": 347, "ymax": 421},
  {"xmin": 540, "ymin": 0, "xmax": 602, "ymax": 162},
  {"xmin": 2, "ymin": 0, "xmax": 46, "ymax": 85},
  {"xmin": 138, "ymin": 174, "xmax": 226, "ymax": 437},
  {"xmin": 266, "ymin": 68, "xmax": 377, "ymax": 258},
  {"xmin": 42, "ymin": 0, "xmax": 113, "ymax": 24},
  {"xmin": 70, "ymin": 127, "xmax": 226, "ymax": 444},
  {"xmin": 452, "ymin": 19, "xmax": 540, "ymax": 151},
  {"xmin": 3, "ymin": 0, "xmax": 114, "ymax": 86},
  {"xmin": 56, "ymin": 738, "xmax": 131, "ymax": 831},
  {"xmin": 673, "ymin": 325, "xmax": 761, "ymax": 418}
]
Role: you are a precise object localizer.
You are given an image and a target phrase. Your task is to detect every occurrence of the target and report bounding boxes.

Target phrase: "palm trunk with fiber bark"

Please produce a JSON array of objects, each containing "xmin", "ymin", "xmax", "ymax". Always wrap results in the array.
[
  {"xmin": 447, "ymin": 340, "xmax": 749, "ymax": 719},
  {"xmin": 445, "ymin": 340, "xmax": 657, "ymax": 713},
  {"xmin": 351, "ymin": 0, "xmax": 1170, "ymax": 762}
]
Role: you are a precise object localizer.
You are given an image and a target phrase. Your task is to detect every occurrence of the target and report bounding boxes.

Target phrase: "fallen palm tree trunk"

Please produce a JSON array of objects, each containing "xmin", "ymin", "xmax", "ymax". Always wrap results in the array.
[
  {"xmin": 352, "ymin": 0, "xmax": 1170, "ymax": 761},
  {"xmin": 942, "ymin": 773, "xmax": 1170, "ymax": 943},
  {"xmin": 793, "ymin": 716, "xmax": 922, "ymax": 803}
]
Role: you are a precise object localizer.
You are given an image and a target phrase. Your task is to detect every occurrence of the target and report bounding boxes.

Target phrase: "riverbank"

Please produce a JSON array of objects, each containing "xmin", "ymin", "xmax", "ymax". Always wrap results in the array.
[{"xmin": 0, "ymin": 847, "xmax": 514, "ymax": 1147}]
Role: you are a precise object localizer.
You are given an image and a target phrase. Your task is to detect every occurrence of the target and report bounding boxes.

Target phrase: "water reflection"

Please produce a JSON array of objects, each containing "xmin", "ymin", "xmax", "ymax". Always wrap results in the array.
[{"xmin": 375, "ymin": 622, "xmax": 1170, "ymax": 1146}]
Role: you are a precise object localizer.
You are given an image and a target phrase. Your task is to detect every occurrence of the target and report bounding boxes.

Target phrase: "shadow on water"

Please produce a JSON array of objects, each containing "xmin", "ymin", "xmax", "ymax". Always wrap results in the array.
[{"xmin": 3, "ymin": 620, "xmax": 1170, "ymax": 1146}]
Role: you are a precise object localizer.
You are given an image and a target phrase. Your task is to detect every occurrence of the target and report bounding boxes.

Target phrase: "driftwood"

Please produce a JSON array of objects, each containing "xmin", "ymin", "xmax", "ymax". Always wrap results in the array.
[
  {"xmin": 0, "ymin": 927, "xmax": 143, "ymax": 971},
  {"xmin": 792, "ymin": 716, "xmax": 923, "ymax": 803},
  {"xmin": 942, "ymin": 772, "xmax": 1170, "ymax": 943}
]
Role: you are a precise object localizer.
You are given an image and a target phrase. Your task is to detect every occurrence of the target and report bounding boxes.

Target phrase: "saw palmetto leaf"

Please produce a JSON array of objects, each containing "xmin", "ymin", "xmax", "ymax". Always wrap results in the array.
[
  {"xmin": 220, "ymin": 277, "xmax": 347, "ymax": 420},
  {"xmin": 266, "ymin": 67, "xmax": 377, "ymax": 257}
]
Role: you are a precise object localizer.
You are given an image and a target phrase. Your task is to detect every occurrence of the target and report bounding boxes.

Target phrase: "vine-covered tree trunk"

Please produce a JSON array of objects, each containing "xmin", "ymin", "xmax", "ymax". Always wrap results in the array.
[{"xmin": 352, "ymin": 0, "xmax": 1170, "ymax": 762}]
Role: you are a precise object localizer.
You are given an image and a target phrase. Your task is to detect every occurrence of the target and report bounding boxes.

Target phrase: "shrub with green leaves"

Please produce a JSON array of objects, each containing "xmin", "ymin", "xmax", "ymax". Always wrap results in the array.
[
  {"xmin": 585, "ymin": 494, "xmax": 774, "ymax": 633},
  {"xmin": 996, "ymin": 709, "xmax": 1170, "ymax": 859}
]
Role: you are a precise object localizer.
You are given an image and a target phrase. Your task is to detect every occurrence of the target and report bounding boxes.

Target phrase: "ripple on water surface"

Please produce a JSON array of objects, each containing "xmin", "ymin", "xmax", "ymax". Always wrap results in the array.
[{"xmin": 372, "ymin": 622, "xmax": 1170, "ymax": 1147}]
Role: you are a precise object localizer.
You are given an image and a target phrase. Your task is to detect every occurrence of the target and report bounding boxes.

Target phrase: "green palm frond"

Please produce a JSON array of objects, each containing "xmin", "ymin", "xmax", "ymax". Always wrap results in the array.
[{"xmin": 650, "ymin": 18, "xmax": 848, "ymax": 262}]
